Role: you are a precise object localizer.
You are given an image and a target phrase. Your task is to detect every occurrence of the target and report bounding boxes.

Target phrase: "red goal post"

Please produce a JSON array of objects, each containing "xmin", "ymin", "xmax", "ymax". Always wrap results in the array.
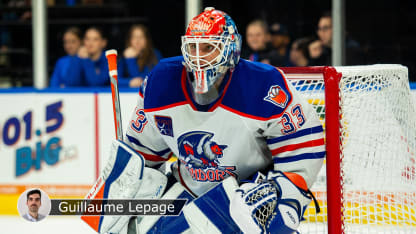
[
  {"xmin": 281, "ymin": 66, "xmax": 343, "ymax": 233},
  {"xmin": 280, "ymin": 65, "xmax": 416, "ymax": 233}
]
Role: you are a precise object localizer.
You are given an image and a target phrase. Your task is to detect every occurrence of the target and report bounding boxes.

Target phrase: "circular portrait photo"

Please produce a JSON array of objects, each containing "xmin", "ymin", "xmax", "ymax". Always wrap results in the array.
[{"xmin": 17, "ymin": 188, "xmax": 51, "ymax": 222}]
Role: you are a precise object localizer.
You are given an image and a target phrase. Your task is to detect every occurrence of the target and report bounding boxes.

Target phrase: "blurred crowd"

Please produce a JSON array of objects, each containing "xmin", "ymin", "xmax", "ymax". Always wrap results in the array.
[
  {"xmin": 242, "ymin": 11, "xmax": 363, "ymax": 67},
  {"xmin": 50, "ymin": 24, "xmax": 162, "ymax": 88},
  {"xmin": 1, "ymin": 7, "xmax": 365, "ymax": 88},
  {"xmin": 49, "ymin": 11, "xmax": 364, "ymax": 88}
]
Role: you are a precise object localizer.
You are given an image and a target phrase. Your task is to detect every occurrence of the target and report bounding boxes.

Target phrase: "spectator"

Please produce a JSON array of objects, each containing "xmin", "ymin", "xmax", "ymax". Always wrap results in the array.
[
  {"xmin": 0, "ymin": 7, "xmax": 14, "ymax": 68},
  {"xmin": 289, "ymin": 37, "xmax": 310, "ymax": 67},
  {"xmin": 241, "ymin": 19, "xmax": 272, "ymax": 63},
  {"xmin": 118, "ymin": 24, "xmax": 162, "ymax": 88},
  {"xmin": 266, "ymin": 22, "xmax": 291, "ymax": 66},
  {"xmin": 314, "ymin": 12, "xmax": 332, "ymax": 65},
  {"xmin": 50, "ymin": 27, "xmax": 84, "ymax": 87},
  {"xmin": 78, "ymin": 26, "xmax": 110, "ymax": 87},
  {"xmin": 308, "ymin": 37, "xmax": 322, "ymax": 60},
  {"xmin": 316, "ymin": 11, "xmax": 364, "ymax": 65},
  {"xmin": 0, "ymin": 27, "xmax": 11, "ymax": 67},
  {"xmin": 307, "ymin": 36, "xmax": 327, "ymax": 66}
]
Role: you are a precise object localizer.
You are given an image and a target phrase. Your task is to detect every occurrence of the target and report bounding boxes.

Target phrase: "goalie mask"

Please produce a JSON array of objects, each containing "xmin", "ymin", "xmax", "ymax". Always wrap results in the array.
[{"xmin": 181, "ymin": 7, "xmax": 242, "ymax": 98}]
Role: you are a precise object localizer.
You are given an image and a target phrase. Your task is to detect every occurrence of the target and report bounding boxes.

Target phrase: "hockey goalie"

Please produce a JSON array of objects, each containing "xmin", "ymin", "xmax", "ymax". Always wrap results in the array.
[{"xmin": 82, "ymin": 7, "xmax": 325, "ymax": 234}]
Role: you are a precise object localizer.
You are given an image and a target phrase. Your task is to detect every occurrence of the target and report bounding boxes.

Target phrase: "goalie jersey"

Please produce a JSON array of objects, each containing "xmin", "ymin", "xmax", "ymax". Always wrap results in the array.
[{"xmin": 125, "ymin": 56, "xmax": 325, "ymax": 196}]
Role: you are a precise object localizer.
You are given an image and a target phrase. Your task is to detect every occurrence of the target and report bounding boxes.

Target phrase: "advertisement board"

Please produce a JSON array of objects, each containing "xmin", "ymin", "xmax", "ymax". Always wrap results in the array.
[{"xmin": 0, "ymin": 90, "xmax": 138, "ymax": 215}]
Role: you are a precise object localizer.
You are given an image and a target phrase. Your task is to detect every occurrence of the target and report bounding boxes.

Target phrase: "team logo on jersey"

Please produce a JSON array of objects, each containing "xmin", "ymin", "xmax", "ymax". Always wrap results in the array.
[
  {"xmin": 177, "ymin": 131, "xmax": 236, "ymax": 182},
  {"xmin": 154, "ymin": 115, "xmax": 173, "ymax": 137},
  {"xmin": 264, "ymin": 85, "xmax": 289, "ymax": 108}
]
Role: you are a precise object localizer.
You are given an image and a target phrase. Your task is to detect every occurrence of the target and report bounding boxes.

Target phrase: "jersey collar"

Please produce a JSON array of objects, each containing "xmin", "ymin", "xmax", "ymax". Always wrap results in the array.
[{"xmin": 181, "ymin": 67, "xmax": 233, "ymax": 112}]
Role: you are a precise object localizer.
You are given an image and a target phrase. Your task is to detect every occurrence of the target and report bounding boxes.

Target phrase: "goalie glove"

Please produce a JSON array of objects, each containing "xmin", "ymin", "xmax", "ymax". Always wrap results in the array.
[{"xmin": 230, "ymin": 171, "xmax": 313, "ymax": 234}]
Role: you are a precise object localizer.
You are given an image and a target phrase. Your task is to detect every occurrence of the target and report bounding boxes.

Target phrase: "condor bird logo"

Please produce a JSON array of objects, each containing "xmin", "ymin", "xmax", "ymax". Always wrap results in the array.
[
  {"xmin": 177, "ymin": 131, "xmax": 236, "ymax": 182},
  {"xmin": 178, "ymin": 131, "xmax": 227, "ymax": 168},
  {"xmin": 264, "ymin": 85, "xmax": 289, "ymax": 108}
]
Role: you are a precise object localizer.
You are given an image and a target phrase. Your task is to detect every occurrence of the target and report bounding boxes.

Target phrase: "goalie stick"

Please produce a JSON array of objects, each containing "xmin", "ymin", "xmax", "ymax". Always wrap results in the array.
[
  {"xmin": 81, "ymin": 50, "xmax": 127, "ymax": 233},
  {"xmin": 105, "ymin": 49, "xmax": 123, "ymax": 141}
]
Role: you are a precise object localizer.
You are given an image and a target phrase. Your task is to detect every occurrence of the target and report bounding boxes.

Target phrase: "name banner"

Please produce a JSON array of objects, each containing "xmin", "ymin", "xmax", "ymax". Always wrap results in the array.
[{"xmin": 50, "ymin": 199, "xmax": 187, "ymax": 216}]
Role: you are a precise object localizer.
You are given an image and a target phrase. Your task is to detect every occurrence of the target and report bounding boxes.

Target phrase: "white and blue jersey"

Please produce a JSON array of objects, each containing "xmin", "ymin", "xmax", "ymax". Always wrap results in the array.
[{"xmin": 125, "ymin": 56, "xmax": 324, "ymax": 196}]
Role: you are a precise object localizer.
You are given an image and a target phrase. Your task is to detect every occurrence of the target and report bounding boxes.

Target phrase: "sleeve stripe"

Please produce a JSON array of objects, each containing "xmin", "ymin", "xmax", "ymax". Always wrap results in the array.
[
  {"xmin": 126, "ymin": 134, "xmax": 171, "ymax": 156},
  {"xmin": 271, "ymin": 138, "xmax": 325, "ymax": 156},
  {"xmin": 266, "ymin": 126, "xmax": 324, "ymax": 144},
  {"xmin": 268, "ymin": 132, "xmax": 323, "ymax": 151},
  {"xmin": 273, "ymin": 151, "xmax": 326, "ymax": 164},
  {"xmin": 274, "ymin": 145, "xmax": 325, "ymax": 159},
  {"xmin": 137, "ymin": 150, "xmax": 173, "ymax": 162}
]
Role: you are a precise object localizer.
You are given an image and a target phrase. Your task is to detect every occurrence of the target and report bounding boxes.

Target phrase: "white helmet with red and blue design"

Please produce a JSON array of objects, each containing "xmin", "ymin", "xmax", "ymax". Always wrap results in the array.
[{"xmin": 181, "ymin": 7, "xmax": 242, "ymax": 94}]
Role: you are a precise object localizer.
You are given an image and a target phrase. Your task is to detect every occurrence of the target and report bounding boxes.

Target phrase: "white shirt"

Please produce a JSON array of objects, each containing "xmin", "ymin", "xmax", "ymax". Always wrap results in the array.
[{"xmin": 22, "ymin": 213, "xmax": 46, "ymax": 222}]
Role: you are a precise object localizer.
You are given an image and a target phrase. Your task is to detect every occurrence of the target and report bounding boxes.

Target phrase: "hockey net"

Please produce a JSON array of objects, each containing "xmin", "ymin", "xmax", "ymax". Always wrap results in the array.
[{"xmin": 281, "ymin": 65, "xmax": 416, "ymax": 233}]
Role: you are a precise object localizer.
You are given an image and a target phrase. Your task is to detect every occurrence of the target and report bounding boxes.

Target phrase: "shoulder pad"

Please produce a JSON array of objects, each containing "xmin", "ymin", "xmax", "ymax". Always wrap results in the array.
[
  {"xmin": 143, "ymin": 57, "xmax": 187, "ymax": 111},
  {"xmin": 222, "ymin": 60, "xmax": 292, "ymax": 120}
]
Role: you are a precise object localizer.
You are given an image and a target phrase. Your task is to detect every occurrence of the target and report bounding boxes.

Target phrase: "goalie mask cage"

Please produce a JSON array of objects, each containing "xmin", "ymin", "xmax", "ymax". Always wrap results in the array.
[{"xmin": 280, "ymin": 65, "xmax": 416, "ymax": 233}]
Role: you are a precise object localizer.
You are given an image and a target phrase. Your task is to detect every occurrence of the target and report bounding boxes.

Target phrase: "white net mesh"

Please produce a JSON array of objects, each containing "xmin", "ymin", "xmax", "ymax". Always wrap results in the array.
[{"xmin": 285, "ymin": 65, "xmax": 416, "ymax": 233}]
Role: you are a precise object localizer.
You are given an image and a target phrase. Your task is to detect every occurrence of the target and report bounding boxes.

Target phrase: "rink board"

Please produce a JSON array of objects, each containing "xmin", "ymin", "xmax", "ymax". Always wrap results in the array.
[
  {"xmin": 0, "ymin": 86, "xmax": 416, "ymax": 221},
  {"xmin": 0, "ymin": 88, "xmax": 138, "ymax": 215}
]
